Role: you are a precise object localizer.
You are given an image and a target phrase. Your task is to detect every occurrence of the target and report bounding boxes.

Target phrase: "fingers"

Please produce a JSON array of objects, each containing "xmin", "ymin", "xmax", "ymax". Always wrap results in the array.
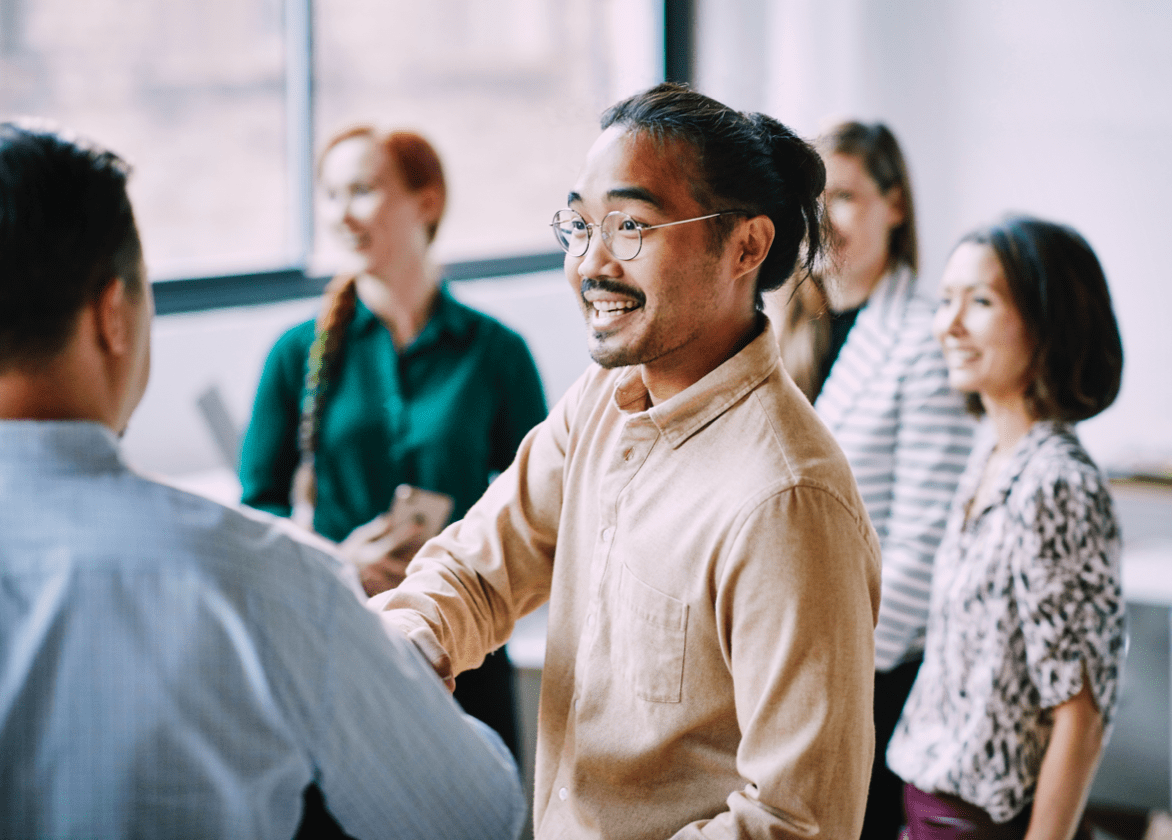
[
  {"xmin": 359, "ymin": 556, "xmax": 411, "ymax": 597},
  {"xmin": 339, "ymin": 515, "xmax": 426, "ymax": 568}
]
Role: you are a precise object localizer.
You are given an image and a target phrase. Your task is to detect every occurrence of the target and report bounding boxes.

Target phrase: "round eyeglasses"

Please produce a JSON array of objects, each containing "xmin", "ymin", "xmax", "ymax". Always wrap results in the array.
[{"xmin": 550, "ymin": 208, "xmax": 749, "ymax": 261}]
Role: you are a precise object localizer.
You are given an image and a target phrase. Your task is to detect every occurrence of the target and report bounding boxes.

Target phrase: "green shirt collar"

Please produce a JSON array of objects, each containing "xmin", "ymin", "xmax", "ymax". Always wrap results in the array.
[{"xmin": 350, "ymin": 284, "xmax": 477, "ymax": 352}]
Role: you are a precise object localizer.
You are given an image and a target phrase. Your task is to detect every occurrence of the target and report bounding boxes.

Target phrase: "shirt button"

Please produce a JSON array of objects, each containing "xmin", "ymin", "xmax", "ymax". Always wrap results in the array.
[
  {"xmin": 623, "ymin": 448, "xmax": 633, "ymax": 460},
  {"xmin": 559, "ymin": 787, "xmax": 569, "ymax": 801},
  {"xmin": 602, "ymin": 527, "xmax": 615, "ymax": 541}
]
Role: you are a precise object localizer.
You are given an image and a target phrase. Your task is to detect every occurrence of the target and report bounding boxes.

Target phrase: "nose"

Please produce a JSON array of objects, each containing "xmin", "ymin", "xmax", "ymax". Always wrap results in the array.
[
  {"xmin": 576, "ymin": 224, "xmax": 618, "ymax": 280},
  {"xmin": 943, "ymin": 300, "xmax": 966, "ymax": 336}
]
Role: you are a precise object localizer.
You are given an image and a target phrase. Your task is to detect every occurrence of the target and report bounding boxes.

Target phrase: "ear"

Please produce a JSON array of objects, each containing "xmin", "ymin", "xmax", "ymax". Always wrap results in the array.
[
  {"xmin": 884, "ymin": 185, "xmax": 906, "ymax": 229},
  {"xmin": 732, "ymin": 215, "xmax": 776, "ymax": 282},
  {"xmin": 94, "ymin": 278, "xmax": 133, "ymax": 357},
  {"xmin": 414, "ymin": 183, "xmax": 445, "ymax": 230}
]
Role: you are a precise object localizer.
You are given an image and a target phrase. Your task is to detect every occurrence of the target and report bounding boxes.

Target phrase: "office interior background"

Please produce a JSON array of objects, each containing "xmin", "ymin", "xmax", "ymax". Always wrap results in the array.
[{"xmin": 2, "ymin": 0, "xmax": 1170, "ymax": 832}]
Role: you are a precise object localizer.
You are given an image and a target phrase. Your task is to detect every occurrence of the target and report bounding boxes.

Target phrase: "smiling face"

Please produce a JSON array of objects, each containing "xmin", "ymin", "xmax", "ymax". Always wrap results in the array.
[
  {"xmin": 564, "ymin": 126, "xmax": 760, "ymax": 401},
  {"xmin": 823, "ymin": 152, "xmax": 904, "ymax": 305},
  {"xmin": 934, "ymin": 242, "xmax": 1036, "ymax": 410},
  {"xmin": 318, "ymin": 135, "xmax": 433, "ymax": 281}
]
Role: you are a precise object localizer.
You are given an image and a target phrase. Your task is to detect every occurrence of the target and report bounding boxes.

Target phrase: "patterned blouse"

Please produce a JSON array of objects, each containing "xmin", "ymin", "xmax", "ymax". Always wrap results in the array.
[{"xmin": 887, "ymin": 420, "xmax": 1125, "ymax": 823}]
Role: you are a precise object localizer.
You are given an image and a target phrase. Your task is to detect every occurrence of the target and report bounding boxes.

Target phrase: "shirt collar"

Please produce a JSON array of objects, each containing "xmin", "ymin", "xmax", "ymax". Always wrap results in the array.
[
  {"xmin": 0, "ymin": 420, "xmax": 124, "ymax": 475},
  {"xmin": 612, "ymin": 318, "xmax": 780, "ymax": 449},
  {"xmin": 970, "ymin": 418, "xmax": 1071, "ymax": 512},
  {"xmin": 351, "ymin": 284, "xmax": 477, "ymax": 352}
]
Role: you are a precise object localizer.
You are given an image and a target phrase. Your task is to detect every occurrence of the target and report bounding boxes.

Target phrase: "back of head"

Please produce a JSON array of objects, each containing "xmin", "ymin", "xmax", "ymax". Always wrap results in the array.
[
  {"xmin": 0, "ymin": 122, "xmax": 142, "ymax": 372},
  {"xmin": 601, "ymin": 83, "xmax": 826, "ymax": 305},
  {"xmin": 822, "ymin": 120, "xmax": 918, "ymax": 273},
  {"xmin": 962, "ymin": 215, "xmax": 1123, "ymax": 421}
]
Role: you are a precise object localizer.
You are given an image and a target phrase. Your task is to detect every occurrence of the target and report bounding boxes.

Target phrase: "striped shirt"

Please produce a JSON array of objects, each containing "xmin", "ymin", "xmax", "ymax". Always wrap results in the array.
[
  {"xmin": 0, "ymin": 421, "xmax": 524, "ymax": 839},
  {"xmin": 816, "ymin": 269, "xmax": 976, "ymax": 671}
]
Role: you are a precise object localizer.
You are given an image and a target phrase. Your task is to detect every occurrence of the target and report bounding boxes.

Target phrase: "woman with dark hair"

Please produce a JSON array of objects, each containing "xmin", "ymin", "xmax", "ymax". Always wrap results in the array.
[
  {"xmin": 887, "ymin": 216, "xmax": 1126, "ymax": 839},
  {"xmin": 765, "ymin": 120, "xmax": 975, "ymax": 839},
  {"xmin": 239, "ymin": 126, "xmax": 547, "ymax": 758}
]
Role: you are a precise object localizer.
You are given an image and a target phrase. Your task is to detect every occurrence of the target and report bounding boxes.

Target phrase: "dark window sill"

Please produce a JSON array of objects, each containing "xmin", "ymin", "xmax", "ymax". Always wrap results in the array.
[{"xmin": 152, "ymin": 251, "xmax": 565, "ymax": 315}]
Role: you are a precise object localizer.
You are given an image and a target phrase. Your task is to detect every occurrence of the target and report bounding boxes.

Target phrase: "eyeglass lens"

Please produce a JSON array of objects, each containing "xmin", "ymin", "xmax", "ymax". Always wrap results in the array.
[{"xmin": 551, "ymin": 210, "xmax": 643, "ymax": 260}]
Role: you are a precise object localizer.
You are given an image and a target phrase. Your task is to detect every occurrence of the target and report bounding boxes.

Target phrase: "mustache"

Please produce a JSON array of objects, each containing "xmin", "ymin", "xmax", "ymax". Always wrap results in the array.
[{"xmin": 580, "ymin": 277, "xmax": 646, "ymax": 305}]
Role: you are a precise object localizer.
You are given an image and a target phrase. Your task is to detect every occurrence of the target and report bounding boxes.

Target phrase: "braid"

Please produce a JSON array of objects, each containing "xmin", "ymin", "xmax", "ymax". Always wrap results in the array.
[{"xmin": 290, "ymin": 274, "xmax": 359, "ymax": 529}]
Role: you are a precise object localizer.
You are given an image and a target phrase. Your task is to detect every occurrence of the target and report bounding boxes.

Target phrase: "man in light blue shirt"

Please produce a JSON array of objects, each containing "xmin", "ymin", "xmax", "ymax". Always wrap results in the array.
[{"xmin": 0, "ymin": 123, "xmax": 524, "ymax": 838}]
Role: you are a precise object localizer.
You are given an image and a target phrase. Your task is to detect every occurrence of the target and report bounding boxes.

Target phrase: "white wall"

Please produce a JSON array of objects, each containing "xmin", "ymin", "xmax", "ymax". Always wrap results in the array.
[
  {"xmin": 696, "ymin": 0, "xmax": 1172, "ymax": 475},
  {"xmin": 121, "ymin": 270, "xmax": 589, "ymax": 478}
]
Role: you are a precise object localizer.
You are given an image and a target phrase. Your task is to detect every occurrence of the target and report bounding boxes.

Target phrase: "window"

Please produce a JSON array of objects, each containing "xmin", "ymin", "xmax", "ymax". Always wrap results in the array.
[{"xmin": 0, "ymin": 0, "xmax": 665, "ymax": 289}]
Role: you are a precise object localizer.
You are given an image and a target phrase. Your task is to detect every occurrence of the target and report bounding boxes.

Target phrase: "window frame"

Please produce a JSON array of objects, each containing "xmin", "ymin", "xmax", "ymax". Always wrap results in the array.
[{"xmin": 152, "ymin": 0, "xmax": 691, "ymax": 315}]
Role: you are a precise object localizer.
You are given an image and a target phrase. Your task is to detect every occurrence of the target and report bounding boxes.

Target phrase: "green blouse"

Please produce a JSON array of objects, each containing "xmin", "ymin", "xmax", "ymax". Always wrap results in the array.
[{"xmin": 239, "ymin": 286, "xmax": 548, "ymax": 543}]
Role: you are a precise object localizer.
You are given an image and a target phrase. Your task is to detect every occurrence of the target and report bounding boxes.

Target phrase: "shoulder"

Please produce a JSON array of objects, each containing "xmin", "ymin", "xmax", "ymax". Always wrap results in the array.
[
  {"xmin": 135, "ymin": 472, "xmax": 360, "ymax": 599},
  {"xmin": 1011, "ymin": 426, "xmax": 1116, "ymax": 531},
  {"xmin": 892, "ymin": 282, "xmax": 944, "ymax": 355},
  {"xmin": 264, "ymin": 316, "xmax": 317, "ymax": 371},
  {"xmin": 743, "ymin": 371, "xmax": 872, "ymax": 518},
  {"xmin": 272, "ymin": 316, "xmax": 317, "ymax": 353}
]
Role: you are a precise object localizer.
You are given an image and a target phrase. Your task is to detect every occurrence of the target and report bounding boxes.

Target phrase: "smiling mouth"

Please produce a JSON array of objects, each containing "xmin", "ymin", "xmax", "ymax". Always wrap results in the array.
[
  {"xmin": 581, "ymin": 278, "xmax": 644, "ymax": 330},
  {"xmin": 945, "ymin": 348, "xmax": 980, "ymax": 365}
]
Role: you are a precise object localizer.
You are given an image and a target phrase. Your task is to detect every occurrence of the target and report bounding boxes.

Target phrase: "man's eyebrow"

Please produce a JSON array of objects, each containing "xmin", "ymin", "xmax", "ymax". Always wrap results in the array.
[
  {"xmin": 566, "ymin": 187, "xmax": 664, "ymax": 211},
  {"xmin": 607, "ymin": 186, "xmax": 662, "ymax": 210}
]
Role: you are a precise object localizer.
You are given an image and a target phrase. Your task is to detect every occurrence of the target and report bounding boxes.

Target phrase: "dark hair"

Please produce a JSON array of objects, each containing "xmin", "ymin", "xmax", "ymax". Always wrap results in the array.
[
  {"xmin": 319, "ymin": 126, "xmax": 447, "ymax": 243},
  {"xmin": 0, "ymin": 122, "xmax": 143, "ymax": 371},
  {"xmin": 601, "ymin": 82, "xmax": 826, "ymax": 306},
  {"xmin": 821, "ymin": 120, "xmax": 918, "ymax": 273},
  {"xmin": 959, "ymin": 215, "xmax": 1123, "ymax": 422}
]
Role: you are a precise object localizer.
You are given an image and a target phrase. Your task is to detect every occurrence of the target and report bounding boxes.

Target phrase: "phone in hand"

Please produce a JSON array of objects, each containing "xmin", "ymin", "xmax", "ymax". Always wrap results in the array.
[{"xmin": 385, "ymin": 484, "xmax": 454, "ymax": 543}]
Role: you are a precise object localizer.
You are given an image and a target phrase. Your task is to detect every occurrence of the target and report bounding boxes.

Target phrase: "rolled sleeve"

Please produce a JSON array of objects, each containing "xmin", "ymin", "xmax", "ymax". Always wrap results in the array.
[{"xmin": 1012, "ymin": 474, "xmax": 1125, "ymax": 721}]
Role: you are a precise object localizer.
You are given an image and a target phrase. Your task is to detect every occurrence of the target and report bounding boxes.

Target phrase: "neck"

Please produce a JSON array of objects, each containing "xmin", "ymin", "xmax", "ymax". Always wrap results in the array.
[
  {"xmin": 356, "ymin": 261, "xmax": 441, "ymax": 350},
  {"xmin": 641, "ymin": 312, "xmax": 761, "ymax": 406},
  {"xmin": 982, "ymin": 391, "xmax": 1036, "ymax": 453},
  {"xmin": 828, "ymin": 261, "xmax": 888, "ymax": 312},
  {"xmin": 0, "ymin": 354, "xmax": 113, "ymax": 429}
]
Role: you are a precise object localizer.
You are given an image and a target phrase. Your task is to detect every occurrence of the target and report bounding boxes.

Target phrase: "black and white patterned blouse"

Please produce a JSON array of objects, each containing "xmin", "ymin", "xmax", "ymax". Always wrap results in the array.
[{"xmin": 887, "ymin": 420, "xmax": 1125, "ymax": 823}]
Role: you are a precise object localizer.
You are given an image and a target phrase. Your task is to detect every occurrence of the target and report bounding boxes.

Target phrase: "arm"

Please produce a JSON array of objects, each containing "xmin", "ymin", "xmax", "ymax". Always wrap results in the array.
[
  {"xmin": 875, "ymin": 333, "xmax": 974, "ymax": 669},
  {"xmin": 1025, "ymin": 671, "xmax": 1104, "ymax": 840},
  {"xmin": 369, "ymin": 371, "xmax": 578, "ymax": 679},
  {"xmin": 238, "ymin": 327, "xmax": 306, "ymax": 516},
  {"xmin": 307, "ymin": 556, "xmax": 526, "ymax": 839},
  {"xmin": 675, "ymin": 486, "xmax": 882, "ymax": 839},
  {"xmin": 1012, "ymin": 465, "xmax": 1124, "ymax": 836}
]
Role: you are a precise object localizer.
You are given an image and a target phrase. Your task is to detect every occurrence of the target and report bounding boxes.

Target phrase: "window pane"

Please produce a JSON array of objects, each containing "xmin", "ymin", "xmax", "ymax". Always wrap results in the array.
[
  {"xmin": 313, "ymin": 0, "xmax": 663, "ymax": 270},
  {"xmin": 0, "ymin": 0, "xmax": 289, "ymax": 279}
]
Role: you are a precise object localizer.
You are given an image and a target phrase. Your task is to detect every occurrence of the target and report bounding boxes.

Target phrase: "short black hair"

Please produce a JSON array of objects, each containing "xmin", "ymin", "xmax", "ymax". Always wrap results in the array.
[
  {"xmin": 0, "ymin": 122, "xmax": 143, "ymax": 371},
  {"xmin": 959, "ymin": 215, "xmax": 1123, "ymax": 422},
  {"xmin": 601, "ymin": 83, "xmax": 825, "ymax": 307}
]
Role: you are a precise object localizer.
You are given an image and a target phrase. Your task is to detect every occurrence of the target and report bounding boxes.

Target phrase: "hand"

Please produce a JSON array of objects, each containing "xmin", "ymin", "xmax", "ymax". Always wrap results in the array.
[{"xmin": 338, "ymin": 513, "xmax": 427, "ymax": 597}]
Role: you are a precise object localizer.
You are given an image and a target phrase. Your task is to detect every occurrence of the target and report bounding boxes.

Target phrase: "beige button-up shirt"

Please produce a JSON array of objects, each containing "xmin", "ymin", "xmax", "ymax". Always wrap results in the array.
[{"xmin": 373, "ymin": 325, "xmax": 881, "ymax": 839}]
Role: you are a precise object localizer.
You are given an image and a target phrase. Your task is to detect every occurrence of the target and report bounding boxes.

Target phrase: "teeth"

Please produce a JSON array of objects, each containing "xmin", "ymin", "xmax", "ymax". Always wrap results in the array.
[{"xmin": 592, "ymin": 300, "xmax": 639, "ymax": 314}]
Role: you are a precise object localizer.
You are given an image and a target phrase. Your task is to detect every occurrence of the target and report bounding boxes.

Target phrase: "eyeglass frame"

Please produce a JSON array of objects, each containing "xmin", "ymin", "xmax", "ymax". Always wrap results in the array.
[{"xmin": 550, "ymin": 207, "xmax": 752, "ymax": 261}]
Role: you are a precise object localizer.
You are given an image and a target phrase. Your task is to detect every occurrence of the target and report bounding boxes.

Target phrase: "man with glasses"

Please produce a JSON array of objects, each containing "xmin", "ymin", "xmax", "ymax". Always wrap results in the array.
[
  {"xmin": 373, "ymin": 83, "xmax": 881, "ymax": 838},
  {"xmin": 0, "ymin": 122, "xmax": 524, "ymax": 839}
]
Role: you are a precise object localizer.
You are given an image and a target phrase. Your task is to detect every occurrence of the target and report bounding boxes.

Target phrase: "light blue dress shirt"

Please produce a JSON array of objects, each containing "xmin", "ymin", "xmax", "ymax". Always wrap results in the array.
[{"xmin": 0, "ymin": 421, "xmax": 524, "ymax": 839}]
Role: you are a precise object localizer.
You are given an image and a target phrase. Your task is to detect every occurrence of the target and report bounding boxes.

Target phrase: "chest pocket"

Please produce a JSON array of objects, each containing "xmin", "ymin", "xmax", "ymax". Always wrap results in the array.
[{"xmin": 616, "ymin": 565, "xmax": 688, "ymax": 703}]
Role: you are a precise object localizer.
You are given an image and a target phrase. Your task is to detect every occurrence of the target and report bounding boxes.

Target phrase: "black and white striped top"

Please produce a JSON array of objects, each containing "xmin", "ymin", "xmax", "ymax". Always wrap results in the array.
[{"xmin": 815, "ymin": 268, "xmax": 976, "ymax": 671}]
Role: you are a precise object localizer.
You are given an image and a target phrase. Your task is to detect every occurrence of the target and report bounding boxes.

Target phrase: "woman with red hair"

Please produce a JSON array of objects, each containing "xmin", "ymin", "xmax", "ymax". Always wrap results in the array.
[{"xmin": 240, "ymin": 126, "xmax": 546, "ymax": 761}]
